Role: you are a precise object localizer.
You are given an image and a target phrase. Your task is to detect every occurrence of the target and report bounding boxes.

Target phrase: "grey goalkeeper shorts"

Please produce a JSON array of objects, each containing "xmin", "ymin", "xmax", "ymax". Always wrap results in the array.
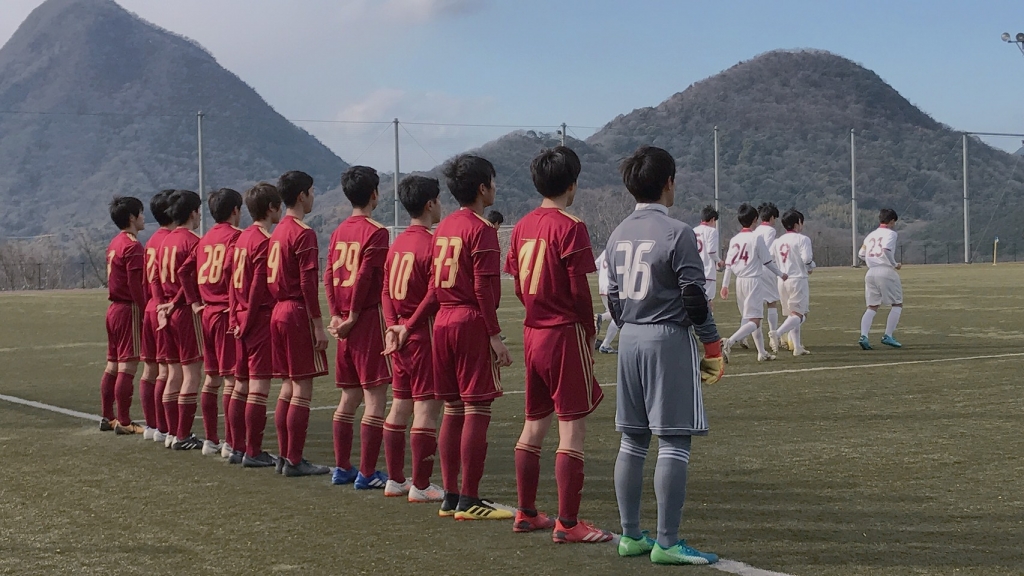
[{"xmin": 615, "ymin": 323, "xmax": 708, "ymax": 437}]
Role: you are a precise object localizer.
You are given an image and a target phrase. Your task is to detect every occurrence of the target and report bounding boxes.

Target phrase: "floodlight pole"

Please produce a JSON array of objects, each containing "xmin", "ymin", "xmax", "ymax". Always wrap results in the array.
[
  {"xmin": 963, "ymin": 133, "xmax": 970, "ymax": 264},
  {"xmin": 560, "ymin": 123, "xmax": 567, "ymax": 147},
  {"xmin": 850, "ymin": 129, "xmax": 857, "ymax": 267},
  {"xmin": 197, "ymin": 111, "xmax": 206, "ymax": 234},
  {"xmin": 713, "ymin": 126, "xmax": 720, "ymax": 231},
  {"xmin": 393, "ymin": 118, "xmax": 400, "ymax": 242}
]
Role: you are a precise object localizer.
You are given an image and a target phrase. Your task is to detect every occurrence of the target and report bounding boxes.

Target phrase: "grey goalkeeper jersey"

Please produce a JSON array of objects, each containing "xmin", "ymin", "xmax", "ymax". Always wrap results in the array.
[{"xmin": 605, "ymin": 204, "xmax": 719, "ymax": 343}]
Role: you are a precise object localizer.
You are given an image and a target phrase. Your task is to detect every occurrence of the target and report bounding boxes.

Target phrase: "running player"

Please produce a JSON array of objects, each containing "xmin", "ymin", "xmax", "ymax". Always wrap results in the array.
[
  {"xmin": 325, "ymin": 166, "xmax": 392, "ymax": 489},
  {"xmin": 157, "ymin": 190, "xmax": 205, "ymax": 450},
  {"xmin": 753, "ymin": 203, "xmax": 782, "ymax": 352},
  {"xmin": 858, "ymin": 208, "xmax": 903, "ymax": 349},
  {"xmin": 594, "ymin": 249, "xmax": 619, "ymax": 354},
  {"xmin": 140, "ymin": 190, "xmax": 175, "ymax": 441},
  {"xmin": 380, "ymin": 175, "xmax": 446, "ymax": 503},
  {"xmin": 606, "ymin": 145, "xmax": 723, "ymax": 565},
  {"xmin": 505, "ymin": 146, "xmax": 611, "ymax": 543},
  {"xmin": 720, "ymin": 203, "xmax": 787, "ymax": 362},
  {"xmin": 268, "ymin": 170, "xmax": 330, "ymax": 477},
  {"xmin": 227, "ymin": 183, "xmax": 282, "ymax": 468},
  {"xmin": 769, "ymin": 208, "xmax": 814, "ymax": 356},
  {"xmin": 692, "ymin": 205, "xmax": 721, "ymax": 307},
  {"xmin": 192, "ymin": 189, "xmax": 243, "ymax": 456},
  {"xmin": 100, "ymin": 196, "xmax": 147, "ymax": 435},
  {"xmin": 387, "ymin": 154, "xmax": 514, "ymax": 521}
]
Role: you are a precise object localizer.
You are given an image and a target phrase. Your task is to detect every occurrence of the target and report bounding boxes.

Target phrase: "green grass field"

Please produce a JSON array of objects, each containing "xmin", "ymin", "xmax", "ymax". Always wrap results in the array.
[{"xmin": 1, "ymin": 265, "xmax": 1023, "ymax": 576}]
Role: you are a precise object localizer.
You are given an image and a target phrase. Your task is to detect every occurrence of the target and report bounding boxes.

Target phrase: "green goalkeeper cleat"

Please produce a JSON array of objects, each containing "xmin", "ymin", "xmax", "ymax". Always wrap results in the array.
[
  {"xmin": 650, "ymin": 540, "xmax": 718, "ymax": 565},
  {"xmin": 618, "ymin": 531, "xmax": 656, "ymax": 557}
]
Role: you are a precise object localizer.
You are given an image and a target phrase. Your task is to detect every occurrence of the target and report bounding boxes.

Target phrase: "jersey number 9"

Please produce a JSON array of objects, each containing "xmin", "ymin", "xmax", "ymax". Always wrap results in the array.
[{"xmin": 267, "ymin": 242, "xmax": 282, "ymax": 284}]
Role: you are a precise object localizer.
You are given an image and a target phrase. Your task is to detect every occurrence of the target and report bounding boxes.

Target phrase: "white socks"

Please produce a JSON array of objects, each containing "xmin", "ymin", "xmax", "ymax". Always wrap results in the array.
[
  {"xmin": 728, "ymin": 320, "xmax": 759, "ymax": 345},
  {"xmin": 602, "ymin": 321, "xmax": 620, "ymax": 349},
  {"xmin": 751, "ymin": 327, "xmax": 767, "ymax": 355},
  {"xmin": 776, "ymin": 315, "xmax": 801, "ymax": 337},
  {"xmin": 885, "ymin": 307, "xmax": 902, "ymax": 337},
  {"xmin": 860, "ymin": 309, "xmax": 876, "ymax": 337},
  {"xmin": 767, "ymin": 307, "xmax": 779, "ymax": 331}
]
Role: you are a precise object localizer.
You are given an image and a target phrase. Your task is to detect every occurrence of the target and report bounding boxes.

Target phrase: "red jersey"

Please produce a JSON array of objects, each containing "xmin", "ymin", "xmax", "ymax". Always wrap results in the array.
[
  {"xmin": 324, "ymin": 215, "xmax": 389, "ymax": 316},
  {"xmin": 432, "ymin": 208, "xmax": 501, "ymax": 334},
  {"xmin": 159, "ymin": 227, "xmax": 201, "ymax": 306},
  {"xmin": 382, "ymin": 225, "xmax": 434, "ymax": 325},
  {"xmin": 230, "ymin": 223, "xmax": 274, "ymax": 315},
  {"xmin": 144, "ymin": 227, "xmax": 171, "ymax": 306},
  {"xmin": 267, "ymin": 215, "xmax": 322, "ymax": 319},
  {"xmin": 106, "ymin": 231, "xmax": 146, "ymax": 307},
  {"xmin": 197, "ymin": 222, "xmax": 242, "ymax": 311},
  {"xmin": 504, "ymin": 208, "xmax": 596, "ymax": 329}
]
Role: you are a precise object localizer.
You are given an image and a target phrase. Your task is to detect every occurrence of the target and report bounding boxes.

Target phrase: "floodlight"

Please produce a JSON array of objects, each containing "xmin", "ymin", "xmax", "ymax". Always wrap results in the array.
[
  {"xmin": 1002, "ymin": 32, "xmax": 1011, "ymax": 42},
  {"xmin": 1017, "ymin": 32, "xmax": 1024, "ymax": 43}
]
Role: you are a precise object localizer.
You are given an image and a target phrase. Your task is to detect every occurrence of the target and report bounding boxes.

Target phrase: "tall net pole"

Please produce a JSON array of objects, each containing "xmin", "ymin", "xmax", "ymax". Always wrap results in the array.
[
  {"xmin": 197, "ymin": 111, "xmax": 206, "ymax": 234},
  {"xmin": 850, "ymin": 129, "xmax": 858, "ymax": 267},
  {"xmin": 713, "ymin": 126, "xmax": 720, "ymax": 231},
  {"xmin": 393, "ymin": 118, "xmax": 400, "ymax": 242},
  {"xmin": 963, "ymin": 133, "xmax": 970, "ymax": 263}
]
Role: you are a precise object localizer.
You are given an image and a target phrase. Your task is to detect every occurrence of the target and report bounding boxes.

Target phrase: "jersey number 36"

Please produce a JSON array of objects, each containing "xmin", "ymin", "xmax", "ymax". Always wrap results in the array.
[{"xmin": 614, "ymin": 240, "xmax": 654, "ymax": 300}]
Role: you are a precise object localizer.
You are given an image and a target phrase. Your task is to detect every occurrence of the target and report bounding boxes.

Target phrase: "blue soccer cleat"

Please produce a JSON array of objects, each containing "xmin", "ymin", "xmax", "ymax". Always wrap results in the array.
[
  {"xmin": 331, "ymin": 466, "xmax": 358, "ymax": 485},
  {"xmin": 858, "ymin": 335, "xmax": 872, "ymax": 350},
  {"xmin": 650, "ymin": 540, "xmax": 718, "ymax": 565},
  {"xmin": 881, "ymin": 334, "xmax": 902, "ymax": 348},
  {"xmin": 354, "ymin": 470, "xmax": 388, "ymax": 490}
]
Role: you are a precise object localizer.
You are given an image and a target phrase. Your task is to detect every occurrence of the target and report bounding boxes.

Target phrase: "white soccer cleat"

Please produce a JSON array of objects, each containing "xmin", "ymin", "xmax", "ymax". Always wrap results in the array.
[
  {"xmin": 756, "ymin": 353, "xmax": 776, "ymax": 362},
  {"xmin": 220, "ymin": 443, "xmax": 232, "ymax": 459},
  {"xmin": 142, "ymin": 427, "xmax": 155, "ymax": 441},
  {"xmin": 153, "ymin": 430, "xmax": 167, "ymax": 443},
  {"xmin": 384, "ymin": 479, "xmax": 412, "ymax": 497},
  {"xmin": 768, "ymin": 331, "xmax": 780, "ymax": 354},
  {"xmin": 793, "ymin": 347, "xmax": 811, "ymax": 356},
  {"xmin": 408, "ymin": 483, "xmax": 445, "ymax": 503},
  {"xmin": 721, "ymin": 339, "xmax": 733, "ymax": 364},
  {"xmin": 201, "ymin": 440, "xmax": 222, "ymax": 456},
  {"xmin": 739, "ymin": 337, "xmax": 750, "ymax": 349},
  {"xmin": 164, "ymin": 434, "xmax": 176, "ymax": 449}
]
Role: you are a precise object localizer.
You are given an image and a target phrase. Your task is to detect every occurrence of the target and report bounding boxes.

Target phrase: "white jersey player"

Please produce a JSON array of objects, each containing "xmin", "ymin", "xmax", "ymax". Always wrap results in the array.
[
  {"xmin": 753, "ymin": 203, "xmax": 782, "ymax": 351},
  {"xmin": 594, "ymin": 250, "xmax": 619, "ymax": 353},
  {"xmin": 720, "ymin": 203, "xmax": 787, "ymax": 362},
  {"xmin": 858, "ymin": 209, "xmax": 903, "ymax": 350},
  {"xmin": 769, "ymin": 209, "xmax": 815, "ymax": 356},
  {"xmin": 692, "ymin": 205, "xmax": 721, "ymax": 304}
]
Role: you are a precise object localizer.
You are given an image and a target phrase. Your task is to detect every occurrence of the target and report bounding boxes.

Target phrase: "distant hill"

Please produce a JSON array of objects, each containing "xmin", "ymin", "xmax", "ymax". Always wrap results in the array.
[{"xmin": 0, "ymin": 0, "xmax": 348, "ymax": 240}]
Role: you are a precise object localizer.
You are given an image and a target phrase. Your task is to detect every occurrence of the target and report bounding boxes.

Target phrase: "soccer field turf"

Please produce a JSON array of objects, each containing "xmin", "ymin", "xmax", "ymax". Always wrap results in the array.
[{"xmin": 1, "ymin": 265, "xmax": 1023, "ymax": 576}]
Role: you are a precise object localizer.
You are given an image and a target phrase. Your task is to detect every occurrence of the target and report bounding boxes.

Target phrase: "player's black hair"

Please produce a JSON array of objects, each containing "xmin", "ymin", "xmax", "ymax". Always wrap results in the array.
[
  {"xmin": 245, "ymin": 182, "xmax": 282, "ymax": 221},
  {"xmin": 168, "ymin": 189, "xmax": 202, "ymax": 225},
  {"xmin": 109, "ymin": 196, "xmax": 144, "ymax": 230},
  {"xmin": 209, "ymin": 188, "xmax": 243, "ymax": 224},
  {"xmin": 620, "ymin": 145, "xmax": 675, "ymax": 203},
  {"xmin": 341, "ymin": 166, "xmax": 379, "ymax": 208},
  {"xmin": 443, "ymin": 154, "xmax": 496, "ymax": 206},
  {"xmin": 781, "ymin": 208, "xmax": 804, "ymax": 231},
  {"xmin": 737, "ymin": 203, "xmax": 759, "ymax": 228},
  {"xmin": 277, "ymin": 170, "xmax": 314, "ymax": 208},
  {"xmin": 397, "ymin": 175, "xmax": 440, "ymax": 218},
  {"xmin": 485, "ymin": 210, "xmax": 504, "ymax": 226},
  {"xmin": 700, "ymin": 204, "xmax": 719, "ymax": 223},
  {"xmin": 758, "ymin": 202, "xmax": 779, "ymax": 222},
  {"xmin": 879, "ymin": 208, "xmax": 899, "ymax": 224},
  {"xmin": 150, "ymin": 189, "xmax": 175, "ymax": 227},
  {"xmin": 530, "ymin": 146, "xmax": 581, "ymax": 198}
]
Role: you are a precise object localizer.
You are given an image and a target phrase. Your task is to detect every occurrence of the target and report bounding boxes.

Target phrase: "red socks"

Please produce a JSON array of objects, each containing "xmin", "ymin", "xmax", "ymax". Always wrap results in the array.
[
  {"xmin": 514, "ymin": 442, "xmax": 542, "ymax": 511},
  {"xmin": 139, "ymin": 378, "xmax": 156, "ymax": 429},
  {"xmin": 200, "ymin": 388, "xmax": 220, "ymax": 444},
  {"xmin": 286, "ymin": 396, "xmax": 311, "ymax": 464},
  {"xmin": 162, "ymin": 390, "xmax": 179, "ymax": 436},
  {"xmin": 100, "ymin": 372, "xmax": 116, "ymax": 421},
  {"xmin": 410, "ymin": 427, "xmax": 437, "ymax": 490},
  {"xmin": 555, "ymin": 449, "xmax": 585, "ymax": 524},
  {"xmin": 154, "ymin": 378, "xmax": 167, "ymax": 432},
  {"xmin": 383, "ymin": 422, "xmax": 407, "ymax": 483},
  {"xmin": 332, "ymin": 413, "xmax": 355, "ymax": 469},
  {"xmin": 460, "ymin": 403, "xmax": 492, "ymax": 499},
  {"xmin": 359, "ymin": 415, "xmax": 385, "ymax": 477},
  {"xmin": 274, "ymin": 396, "xmax": 290, "ymax": 461},
  {"xmin": 113, "ymin": 371, "xmax": 135, "ymax": 424},
  {"xmin": 439, "ymin": 403, "xmax": 465, "ymax": 494},
  {"xmin": 176, "ymin": 392, "xmax": 198, "ymax": 439},
  {"xmin": 243, "ymin": 392, "xmax": 267, "ymax": 457}
]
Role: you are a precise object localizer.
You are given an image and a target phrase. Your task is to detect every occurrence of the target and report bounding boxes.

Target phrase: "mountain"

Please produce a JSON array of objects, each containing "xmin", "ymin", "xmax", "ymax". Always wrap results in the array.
[{"xmin": 0, "ymin": 0, "xmax": 348, "ymax": 239}]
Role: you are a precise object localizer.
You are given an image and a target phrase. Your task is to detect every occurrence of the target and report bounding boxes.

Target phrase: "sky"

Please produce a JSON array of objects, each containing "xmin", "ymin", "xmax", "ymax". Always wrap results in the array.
[{"xmin": 3, "ymin": 0, "xmax": 1024, "ymax": 171}]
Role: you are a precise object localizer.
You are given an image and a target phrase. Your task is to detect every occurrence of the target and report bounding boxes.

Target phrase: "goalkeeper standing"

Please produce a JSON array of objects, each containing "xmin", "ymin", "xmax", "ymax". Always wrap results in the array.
[{"xmin": 605, "ymin": 146, "xmax": 724, "ymax": 566}]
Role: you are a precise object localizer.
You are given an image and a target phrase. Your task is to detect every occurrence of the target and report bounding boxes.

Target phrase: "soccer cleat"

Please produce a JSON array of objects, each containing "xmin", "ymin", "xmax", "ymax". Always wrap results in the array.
[
  {"xmin": 408, "ymin": 483, "xmax": 445, "ymax": 503},
  {"xmin": 739, "ymin": 337, "xmax": 750, "ymax": 349},
  {"xmin": 721, "ymin": 339, "xmax": 733, "ymax": 364},
  {"xmin": 242, "ymin": 451, "xmax": 276, "ymax": 468},
  {"xmin": 618, "ymin": 531, "xmax": 656, "ymax": 557},
  {"xmin": 384, "ymin": 478, "xmax": 412, "ymax": 497},
  {"xmin": 438, "ymin": 493, "xmax": 460, "ymax": 517},
  {"xmin": 858, "ymin": 335, "xmax": 873, "ymax": 350},
  {"xmin": 220, "ymin": 443, "xmax": 232, "ymax": 459},
  {"xmin": 552, "ymin": 519, "xmax": 614, "ymax": 544},
  {"xmin": 164, "ymin": 433, "xmax": 176, "ymax": 449},
  {"xmin": 768, "ymin": 330, "xmax": 780, "ymax": 354},
  {"xmin": 153, "ymin": 430, "xmax": 167, "ymax": 443},
  {"xmin": 354, "ymin": 470, "xmax": 389, "ymax": 490},
  {"xmin": 274, "ymin": 454, "xmax": 285, "ymax": 475},
  {"xmin": 756, "ymin": 353, "xmax": 776, "ymax": 362},
  {"xmin": 595, "ymin": 313, "xmax": 603, "ymax": 336},
  {"xmin": 792, "ymin": 346, "xmax": 812, "ymax": 356},
  {"xmin": 201, "ymin": 440, "xmax": 222, "ymax": 456},
  {"xmin": 598, "ymin": 346, "xmax": 616, "ymax": 354},
  {"xmin": 454, "ymin": 497, "xmax": 514, "ymax": 521},
  {"xmin": 881, "ymin": 334, "xmax": 902, "ymax": 348},
  {"xmin": 650, "ymin": 540, "xmax": 718, "ymax": 565},
  {"xmin": 227, "ymin": 450, "xmax": 244, "ymax": 465},
  {"xmin": 115, "ymin": 421, "xmax": 146, "ymax": 435},
  {"xmin": 172, "ymin": 434, "xmax": 202, "ymax": 451},
  {"xmin": 142, "ymin": 427, "xmax": 155, "ymax": 440},
  {"xmin": 99, "ymin": 418, "xmax": 116, "ymax": 432},
  {"xmin": 331, "ymin": 467, "xmax": 358, "ymax": 485},
  {"xmin": 513, "ymin": 510, "xmax": 555, "ymax": 533},
  {"xmin": 283, "ymin": 459, "xmax": 331, "ymax": 477}
]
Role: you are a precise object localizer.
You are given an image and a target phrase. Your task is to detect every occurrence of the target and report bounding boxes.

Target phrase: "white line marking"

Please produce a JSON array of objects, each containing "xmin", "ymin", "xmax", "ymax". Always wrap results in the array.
[
  {"xmin": 0, "ymin": 393, "xmax": 99, "ymax": 421},
  {"xmin": 721, "ymin": 352, "xmax": 1024, "ymax": 379},
  {"xmin": 0, "ymin": 342, "xmax": 104, "ymax": 353},
  {"xmin": 711, "ymin": 560, "xmax": 795, "ymax": 576}
]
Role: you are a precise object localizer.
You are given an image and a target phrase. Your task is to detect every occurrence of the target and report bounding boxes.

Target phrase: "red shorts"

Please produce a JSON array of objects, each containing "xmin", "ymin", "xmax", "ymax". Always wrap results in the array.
[
  {"xmin": 140, "ymin": 303, "xmax": 159, "ymax": 363},
  {"xmin": 165, "ymin": 306, "xmax": 203, "ymax": 365},
  {"xmin": 202, "ymin": 307, "xmax": 236, "ymax": 377},
  {"xmin": 236, "ymin": 308, "xmax": 273, "ymax": 381},
  {"xmin": 391, "ymin": 318, "xmax": 434, "ymax": 401},
  {"xmin": 523, "ymin": 323, "xmax": 603, "ymax": 421},
  {"xmin": 335, "ymin": 305, "xmax": 392, "ymax": 389},
  {"xmin": 433, "ymin": 306, "xmax": 502, "ymax": 403},
  {"xmin": 105, "ymin": 301, "xmax": 141, "ymax": 363},
  {"xmin": 271, "ymin": 300, "xmax": 329, "ymax": 380}
]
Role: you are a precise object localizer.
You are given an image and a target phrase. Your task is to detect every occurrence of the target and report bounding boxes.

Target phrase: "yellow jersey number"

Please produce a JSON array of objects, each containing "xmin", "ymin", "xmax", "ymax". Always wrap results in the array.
[
  {"xmin": 160, "ymin": 247, "xmax": 177, "ymax": 284},
  {"xmin": 388, "ymin": 252, "xmax": 415, "ymax": 300},
  {"xmin": 515, "ymin": 238, "xmax": 547, "ymax": 296},
  {"xmin": 197, "ymin": 244, "xmax": 228, "ymax": 285},
  {"xmin": 331, "ymin": 242, "xmax": 361, "ymax": 287},
  {"xmin": 267, "ymin": 241, "xmax": 282, "ymax": 284},
  {"xmin": 432, "ymin": 237, "xmax": 463, "ymax": 289},
  {"xmin": 106, "ymin": 250, "xmax": 116, "ymax": 280},
  {"xmin": 231, "ymin": 247, "xmax": 247, "ymax": 290}
]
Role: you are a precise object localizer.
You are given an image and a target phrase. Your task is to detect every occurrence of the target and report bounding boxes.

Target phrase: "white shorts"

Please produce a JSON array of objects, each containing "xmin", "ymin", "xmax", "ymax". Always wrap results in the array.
[
  {"xmin": 865, "ymin": 267, "xmax": 903, "ymax": 306},
  {"xmin": 760, "ymin": 270, "xmax": 780, "ymax": 302},
  {"xmin": 779, "ymin": 277, "xmax": 809, "ymax": 315},
  {"xmin": 703, "ymin": 279, "xmax": 716, "ymax": 302},
  {"xmin": 735, "ymin": 277, "xmax": 765, "ymax": 320}
]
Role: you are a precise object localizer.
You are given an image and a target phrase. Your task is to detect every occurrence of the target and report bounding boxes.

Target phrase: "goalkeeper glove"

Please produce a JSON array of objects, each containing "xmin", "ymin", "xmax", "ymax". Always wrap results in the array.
[{"xmin": 700, "ymin": 339, "xmax": 725, "ymax": 385}]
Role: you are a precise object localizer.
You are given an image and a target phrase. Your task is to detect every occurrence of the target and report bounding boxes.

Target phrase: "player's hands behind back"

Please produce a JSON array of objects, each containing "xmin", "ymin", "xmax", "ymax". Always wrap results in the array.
[
  {"xmin": 382, "ymin": 325, "xmax": 409, "ymax": 356},
  {"xmin": 700, "ymin": 339, "xmax": 725, "ymax": 385},
  {"xmin": 490, "ymin": 334, "xmax": 512, "ymax": 368}
]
